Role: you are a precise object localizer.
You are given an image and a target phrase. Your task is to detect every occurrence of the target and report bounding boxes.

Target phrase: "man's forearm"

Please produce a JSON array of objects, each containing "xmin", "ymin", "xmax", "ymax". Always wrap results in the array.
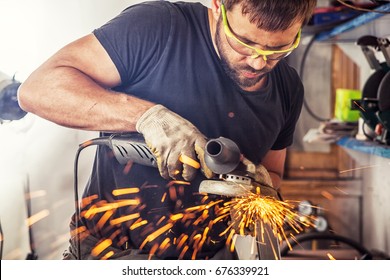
[
  {"xmin": 268, "ymin": 171, "xmax": 282, "ymax": 190},
  {"xmin": 18, "ymin": 65, "xmax": 154, "ymax": 132}
]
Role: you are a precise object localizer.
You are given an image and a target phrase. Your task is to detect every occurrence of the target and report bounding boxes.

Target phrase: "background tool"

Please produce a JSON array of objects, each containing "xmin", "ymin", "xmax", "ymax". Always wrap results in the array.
[
  {"xmin": 0, "ymin": 72, "xmax": 27, "ymax": 123},
  {"xmin": 352, "ymin": 35, "xmax": 390, "ymax": 144}
]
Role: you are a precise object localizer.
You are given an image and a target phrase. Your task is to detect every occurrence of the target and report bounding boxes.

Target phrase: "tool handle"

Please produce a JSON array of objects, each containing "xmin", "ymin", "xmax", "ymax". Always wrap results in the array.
[
  {"xmin": 109, "ymin": 134, "xmax": 242, "ymax": 174},
  {"xmin": 109, "ymin": 133, "xmax": 157, "ymax": 167}
]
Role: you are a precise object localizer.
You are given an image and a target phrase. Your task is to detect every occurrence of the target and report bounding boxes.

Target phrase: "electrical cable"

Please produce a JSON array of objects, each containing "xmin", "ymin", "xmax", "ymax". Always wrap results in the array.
[
  {"xmin": 0, "ymin": 219, "xmax": 3, "ymax": 260},
  {"xmin": 280, "ymin": 231, "xmax": 374, "ymax": 259},
  {"xmin": 24, "ymin": 175, "xmax": 38, "ymax": 260},
  {"xmin": 335, "ymin": 0, "xmax": 390, "ymax": 14},
  {"xmin": 299, "ymin": 34, "xmax": 332, "ymax": 122},
  {"xmin": 73, "ymin": 136, "xmax": 110, "ymax": 259}
]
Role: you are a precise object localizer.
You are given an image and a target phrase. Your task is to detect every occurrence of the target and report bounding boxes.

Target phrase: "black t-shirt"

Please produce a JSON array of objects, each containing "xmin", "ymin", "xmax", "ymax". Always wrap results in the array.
[{"xmin": 79, "ymin": 1, "xmax": 304, "ymax": 259}]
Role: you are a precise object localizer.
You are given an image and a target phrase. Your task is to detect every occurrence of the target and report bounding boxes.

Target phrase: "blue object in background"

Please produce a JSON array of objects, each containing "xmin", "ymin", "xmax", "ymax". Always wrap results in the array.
[
  {"xmin": 337, "ymin": 136, "xmax": 390, "ymax": 158},
  {"xmin": 315, "ymin": 3, "xmax": 390, "ymax": 41}
]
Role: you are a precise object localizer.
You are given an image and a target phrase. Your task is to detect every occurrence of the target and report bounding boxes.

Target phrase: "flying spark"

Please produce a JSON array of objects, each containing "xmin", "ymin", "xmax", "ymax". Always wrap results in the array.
[
  {"xmin": 339, "ymin": 164, "xmax": 380, "ymax": 174},
  {"xmin": 77, "ymin": 183, "xmax": 313, "ymax": 259}
]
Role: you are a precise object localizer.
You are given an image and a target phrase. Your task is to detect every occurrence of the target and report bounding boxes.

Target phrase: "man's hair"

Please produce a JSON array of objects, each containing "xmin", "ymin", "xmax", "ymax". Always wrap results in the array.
[{"xmin": 223, "ymin": 0, "xmax": 317, "ymax": 31}]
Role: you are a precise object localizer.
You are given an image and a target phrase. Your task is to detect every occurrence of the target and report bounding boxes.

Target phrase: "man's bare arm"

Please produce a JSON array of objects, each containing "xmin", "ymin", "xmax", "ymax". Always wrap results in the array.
[
  {"xmin": 261, "ymin": 148, "xmax": 286, "ymax": 189},
  {"xmin": 18, "ymin": 34, "xmax": 154, "ymax": 132}
]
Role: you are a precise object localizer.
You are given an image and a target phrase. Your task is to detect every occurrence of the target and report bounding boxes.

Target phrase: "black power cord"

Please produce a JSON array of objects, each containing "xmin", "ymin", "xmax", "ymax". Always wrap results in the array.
[
  {"xmin": 0, "ymin": 219, "xmax": 3, "ymax": 260},
  {"xmin": 73, "ymin": 136, "xmax": 111, "ymax": 260},
  {"xmin": 280, "ymin": 232, "xmax": 374, "ymax": 259},
  {"xmin": 299, "ymin": 34, "xmax": 332, "ymax": 122},
  {"xmin": 24, "ymin": 175, "xmax": 38, "ymax": 260},
  {"xmin": 336, "ymin": 0, "xmax": 390, "ymax": 14}
]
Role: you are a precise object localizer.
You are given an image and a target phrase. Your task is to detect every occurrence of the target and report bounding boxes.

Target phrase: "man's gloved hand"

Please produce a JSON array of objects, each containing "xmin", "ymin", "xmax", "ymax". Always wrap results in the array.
[
  {"xmin": 136, "ymin": 104, "xmax": 213, "ymax": 181},
  {"xmin": 240, "ymin": 156, "xmax": 281, "ymax": 200}
]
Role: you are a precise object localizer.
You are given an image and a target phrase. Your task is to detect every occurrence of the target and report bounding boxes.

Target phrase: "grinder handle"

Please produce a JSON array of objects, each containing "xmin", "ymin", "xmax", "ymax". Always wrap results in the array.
[{"xmin": 108, "ymin": 134, "xmax": 242, "ymax": 175}]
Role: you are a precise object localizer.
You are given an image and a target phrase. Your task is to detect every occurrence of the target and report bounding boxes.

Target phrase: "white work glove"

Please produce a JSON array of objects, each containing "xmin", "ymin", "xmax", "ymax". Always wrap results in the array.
[
  {"xmin": 136, "ymin": 104, "xmax": 213, "ymax": 181},
  {"xmin": 241, "ymin": 157, "xmax": 280, "ymax": 199}
]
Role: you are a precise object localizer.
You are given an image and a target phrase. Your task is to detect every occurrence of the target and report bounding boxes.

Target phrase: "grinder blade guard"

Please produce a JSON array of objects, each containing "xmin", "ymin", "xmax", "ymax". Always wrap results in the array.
[{"xmin": 199, "ymin": 137, "xmax": 282, "ymax": 260}]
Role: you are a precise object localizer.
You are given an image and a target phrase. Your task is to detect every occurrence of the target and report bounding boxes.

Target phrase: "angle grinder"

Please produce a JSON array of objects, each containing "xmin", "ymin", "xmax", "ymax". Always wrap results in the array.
[{"xmin": 76, "ymin": 133, "xmax": 281, "ymax": 259}]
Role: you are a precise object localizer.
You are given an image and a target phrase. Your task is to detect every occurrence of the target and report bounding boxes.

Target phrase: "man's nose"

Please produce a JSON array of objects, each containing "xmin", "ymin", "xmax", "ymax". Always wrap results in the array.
[{"xmin": 246, "ymin": 55, "xmax": 267, "ymax": 71}]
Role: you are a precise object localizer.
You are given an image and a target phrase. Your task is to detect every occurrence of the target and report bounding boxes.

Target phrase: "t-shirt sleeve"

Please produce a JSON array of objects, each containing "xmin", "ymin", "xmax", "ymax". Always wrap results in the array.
[{"xmin": 92, "ymin": 3, "xmax": 172, "ymax": 85}]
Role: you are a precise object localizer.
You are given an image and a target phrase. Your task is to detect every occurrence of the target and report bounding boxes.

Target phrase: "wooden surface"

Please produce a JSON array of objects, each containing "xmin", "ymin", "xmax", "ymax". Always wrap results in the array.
[
  {"xmin": 285, "ymin": 144, "xmax": 361, "ymax": 179},
  {"xmin": 331, "ymin": 44, "xmax": 361, "ymax": 115}
]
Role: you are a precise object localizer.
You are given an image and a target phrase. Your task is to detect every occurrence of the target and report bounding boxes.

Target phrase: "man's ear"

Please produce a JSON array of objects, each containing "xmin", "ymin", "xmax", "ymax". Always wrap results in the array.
[{"xmin": 210, "ymin": 0, "xmax": 222, "ymax": 19}]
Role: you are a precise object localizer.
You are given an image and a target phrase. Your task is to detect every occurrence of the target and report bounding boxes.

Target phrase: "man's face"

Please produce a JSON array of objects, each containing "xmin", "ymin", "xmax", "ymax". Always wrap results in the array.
[{"xmin": 214, "ymin": 4, "xmax": 301, "ymax": 92}]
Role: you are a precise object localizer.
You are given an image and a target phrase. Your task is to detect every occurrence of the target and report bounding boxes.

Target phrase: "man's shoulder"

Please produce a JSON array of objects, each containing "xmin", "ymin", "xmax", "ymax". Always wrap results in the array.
[
  {"xmin": 122, "ymin": 1, "xmax": 205, "ymax": 14},
  {"xmin": 115, "ymin": 0, "xmax": 206, "ymax": 29}
]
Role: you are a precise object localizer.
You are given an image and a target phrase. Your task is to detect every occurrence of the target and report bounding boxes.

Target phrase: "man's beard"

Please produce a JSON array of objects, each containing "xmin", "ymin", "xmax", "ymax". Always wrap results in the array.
[{"xmin": 215, "ymin": 19, "xmax": 270, "ymax": 89}]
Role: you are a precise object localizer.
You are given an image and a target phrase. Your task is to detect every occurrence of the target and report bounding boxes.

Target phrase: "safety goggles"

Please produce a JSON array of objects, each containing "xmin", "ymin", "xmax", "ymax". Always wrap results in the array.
[{"xmin": 221, "ymin": 2, "xmax": 301, "ymax": 61}]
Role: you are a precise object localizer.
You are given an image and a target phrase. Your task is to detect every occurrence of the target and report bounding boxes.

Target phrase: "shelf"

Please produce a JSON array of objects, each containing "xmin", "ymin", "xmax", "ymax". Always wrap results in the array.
[
  {"xmin": 337, "ymin": 136, "xmax": 390, "ymax": 159},
  {"xmin": 306, "ymin": 3, "xmax": 390, "ymax": 43}
]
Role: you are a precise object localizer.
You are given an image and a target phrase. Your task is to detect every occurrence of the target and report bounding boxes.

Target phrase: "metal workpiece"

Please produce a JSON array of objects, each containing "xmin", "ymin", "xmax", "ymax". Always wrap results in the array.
[
  {"xmin": 199, "ymin": 178, "xmax": 254, "ymax": 197},
  {"xmin": 199, "ymin": 175, "xmax": 278, "ymax": 198}
]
